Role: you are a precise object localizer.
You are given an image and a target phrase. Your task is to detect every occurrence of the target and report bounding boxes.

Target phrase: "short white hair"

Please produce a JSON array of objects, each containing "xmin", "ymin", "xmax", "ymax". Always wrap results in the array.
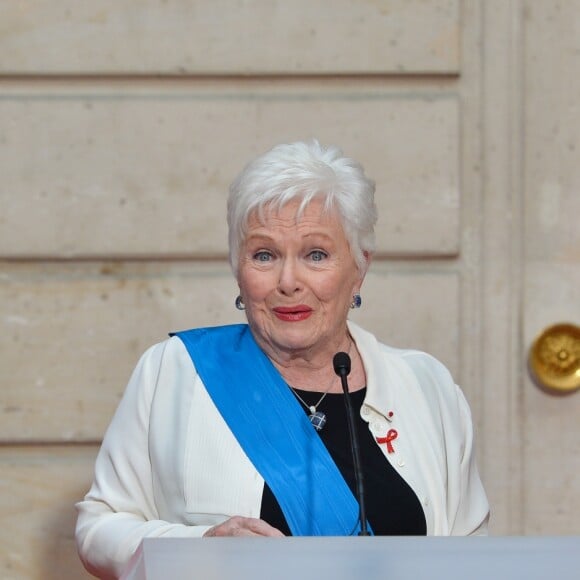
[{"xmin": 227, "ymin": 140, "xmax": 377, "ymax": 276}]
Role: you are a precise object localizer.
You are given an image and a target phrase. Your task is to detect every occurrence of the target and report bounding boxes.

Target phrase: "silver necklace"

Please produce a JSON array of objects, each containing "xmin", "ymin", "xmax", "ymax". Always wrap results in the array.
[
  {"xmin": 288, "ymin": 339, "xmax": 354, "ymax": 431},
  {"xmin": 291, "ymin": 388, "xmax": 332, "ymax": 431}
]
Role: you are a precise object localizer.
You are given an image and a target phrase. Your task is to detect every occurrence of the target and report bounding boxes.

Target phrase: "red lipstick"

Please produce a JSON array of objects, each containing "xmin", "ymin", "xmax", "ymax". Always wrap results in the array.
[{"xmin": 273, "ymin": 305, "xmax": 313, "ymax": 322}]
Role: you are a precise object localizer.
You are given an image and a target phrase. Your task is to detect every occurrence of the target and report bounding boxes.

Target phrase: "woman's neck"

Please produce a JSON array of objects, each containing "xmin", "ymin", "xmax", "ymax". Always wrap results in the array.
[{"xmin": 266, "ymin": 334, "xmax": 365, "ymax": 394}]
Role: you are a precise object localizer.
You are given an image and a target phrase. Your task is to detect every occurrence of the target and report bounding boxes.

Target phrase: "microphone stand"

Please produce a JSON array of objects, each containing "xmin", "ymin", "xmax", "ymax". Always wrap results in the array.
[{"xmin": 333, "ymin": 352, "xmax": 370, "ymax": 536}]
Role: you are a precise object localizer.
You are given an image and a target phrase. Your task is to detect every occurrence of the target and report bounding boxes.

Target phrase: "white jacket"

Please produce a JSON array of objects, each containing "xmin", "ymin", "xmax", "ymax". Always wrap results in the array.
[{"xmin": 76, "ymin": 322, "xmax": 490, "ymax": 579}]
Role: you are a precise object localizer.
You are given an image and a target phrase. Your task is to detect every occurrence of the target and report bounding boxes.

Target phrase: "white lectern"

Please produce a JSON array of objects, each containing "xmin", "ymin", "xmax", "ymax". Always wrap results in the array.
[{"xmin": 120, "ymin": 536, "xmax": 579, "ymax": 580}]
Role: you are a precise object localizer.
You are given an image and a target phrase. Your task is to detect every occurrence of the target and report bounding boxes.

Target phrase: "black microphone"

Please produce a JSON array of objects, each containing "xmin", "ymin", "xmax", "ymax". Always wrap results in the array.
[{"xmin": 333, "ymin": 351, "xmax": 370, "ymax": 536}]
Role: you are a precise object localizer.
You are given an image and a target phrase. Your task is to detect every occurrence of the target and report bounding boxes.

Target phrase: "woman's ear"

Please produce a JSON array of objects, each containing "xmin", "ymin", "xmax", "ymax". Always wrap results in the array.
[
  {"xmin": 360, "ymin": 251, "xmax": 372, "ymax": 279},
  {"xmin": 353, "ymin": 252, "xmax": 371, "ymax": 297}
]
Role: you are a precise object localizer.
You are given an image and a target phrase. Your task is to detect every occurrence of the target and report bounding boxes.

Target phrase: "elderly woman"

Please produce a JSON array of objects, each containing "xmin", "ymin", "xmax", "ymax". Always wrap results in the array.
[{"xmin": 76, "ymin": 140, "xmax": 489, "ymax": 578}]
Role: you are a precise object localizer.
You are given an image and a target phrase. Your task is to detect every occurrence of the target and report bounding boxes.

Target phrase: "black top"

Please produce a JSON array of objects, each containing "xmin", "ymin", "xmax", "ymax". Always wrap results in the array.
[{"xmin": 260, "ymin": 387, "xmax": 427, "ymax": 536}]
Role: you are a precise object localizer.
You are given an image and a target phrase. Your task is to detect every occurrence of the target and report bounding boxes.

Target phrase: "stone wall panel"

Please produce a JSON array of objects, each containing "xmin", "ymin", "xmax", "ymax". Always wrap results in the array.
[
  {"xmin": 0, "ymin": 92, "xmax": 459, "ymax": 258},
  {"xmin": 0, "ymin": 446, "xmax": 97, "ymax": 580},
  {"xmin": 0, "ymin": 0, "xmax": 459, "ymax": 74}
]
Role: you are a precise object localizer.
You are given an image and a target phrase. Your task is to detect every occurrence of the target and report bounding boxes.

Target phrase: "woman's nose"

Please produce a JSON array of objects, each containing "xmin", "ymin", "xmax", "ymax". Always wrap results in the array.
[{"xmin": 277, "ymin": 258, "xmax": 302, "ymax": 295}]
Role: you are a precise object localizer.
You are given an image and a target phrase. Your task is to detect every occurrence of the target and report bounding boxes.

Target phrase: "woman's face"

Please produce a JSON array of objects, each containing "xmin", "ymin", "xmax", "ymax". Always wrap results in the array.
[{"xmin": 237, "ymin": 197, "xmax": 367, "ymax": 360}]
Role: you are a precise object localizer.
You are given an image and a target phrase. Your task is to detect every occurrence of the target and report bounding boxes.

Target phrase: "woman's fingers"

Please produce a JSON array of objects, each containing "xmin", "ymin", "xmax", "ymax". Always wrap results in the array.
[{"xmin": 204, "ymin": 516, "xmax": 285, "ymax": 537}]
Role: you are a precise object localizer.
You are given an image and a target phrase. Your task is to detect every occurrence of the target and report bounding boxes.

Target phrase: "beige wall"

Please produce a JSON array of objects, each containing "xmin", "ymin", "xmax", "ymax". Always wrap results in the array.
[{"xmin": 1, "ymin": 1, "xmax": 578, "ymax": 578}]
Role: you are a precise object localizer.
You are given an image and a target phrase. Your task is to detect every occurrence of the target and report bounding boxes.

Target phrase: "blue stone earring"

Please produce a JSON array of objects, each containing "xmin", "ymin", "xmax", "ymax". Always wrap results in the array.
[
  {"xmin": 235, "ymin": 295, "xmax": 245, "ymax": 310},
  {"xmin": 350, "ymin": 293, "xmax": 362, "ymax": 309}
]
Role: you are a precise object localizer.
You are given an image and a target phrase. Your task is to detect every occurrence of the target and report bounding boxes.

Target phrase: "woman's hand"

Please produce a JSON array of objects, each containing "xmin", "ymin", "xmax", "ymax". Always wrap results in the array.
[{"xmin": 203, "ymin": 516, "xmax": 285, "ymax": 537}]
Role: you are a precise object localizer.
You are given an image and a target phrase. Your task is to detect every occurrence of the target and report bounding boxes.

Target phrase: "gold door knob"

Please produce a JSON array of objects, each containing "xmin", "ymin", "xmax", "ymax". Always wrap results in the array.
[{"xmin": 529, "ymin": 323, "xmax": 580, "ymax": 393}]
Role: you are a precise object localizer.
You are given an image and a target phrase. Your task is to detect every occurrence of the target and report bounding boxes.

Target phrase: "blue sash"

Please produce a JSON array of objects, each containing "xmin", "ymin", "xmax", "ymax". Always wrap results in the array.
[{"xmin": 171, "ymin": 324, "xmax": 365, "ymax": 536}]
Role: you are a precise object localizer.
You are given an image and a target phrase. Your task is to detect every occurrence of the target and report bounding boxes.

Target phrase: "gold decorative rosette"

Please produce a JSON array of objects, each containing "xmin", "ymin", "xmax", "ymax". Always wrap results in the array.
[{"xmin": 529, "ymin": 323, "xmax": 580, "ymax": 393}]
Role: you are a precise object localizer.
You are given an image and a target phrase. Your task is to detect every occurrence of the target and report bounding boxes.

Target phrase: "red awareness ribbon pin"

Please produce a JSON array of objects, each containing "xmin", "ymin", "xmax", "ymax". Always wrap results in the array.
[{"xmin": 376, "ymin": 429, "xmax": 398, "ymax": 454}]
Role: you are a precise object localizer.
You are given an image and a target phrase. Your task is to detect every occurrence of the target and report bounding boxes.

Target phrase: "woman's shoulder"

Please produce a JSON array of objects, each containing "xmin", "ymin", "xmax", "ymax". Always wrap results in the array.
[
  {"xmin": 349, "ymin": 321, "xmax": 451, "ymax": 371},
  {"xmin": 134, "ymin": 324, "xmax": 251, "ymax": 379},
  {"xmin": 388, "ymin": 344, "xmax": 454, "ymax": 386},
  {"xmin": 141, "ymin": 324, "xmax": 248, "ymax": 356},
  {"xmin": 349, "ymin": 320, "xmax": 458, "ymax": 400},
  {"xmin": 350, "ymin": 322, "xmax": 470, "ymax": 437}
]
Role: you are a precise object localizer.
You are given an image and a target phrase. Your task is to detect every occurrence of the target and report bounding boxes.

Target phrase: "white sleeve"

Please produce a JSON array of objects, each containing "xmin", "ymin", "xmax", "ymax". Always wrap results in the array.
[
  {"xmin": 448, "ymin": 384, "xmax": 490, "ymax": 536},
  {"xmin": 405, "ymin": 351, "xmax": 490, "ymax": 536},
  {"xmin": 75, "ymin": 341, "xmax": 211, "ymax": 580}
]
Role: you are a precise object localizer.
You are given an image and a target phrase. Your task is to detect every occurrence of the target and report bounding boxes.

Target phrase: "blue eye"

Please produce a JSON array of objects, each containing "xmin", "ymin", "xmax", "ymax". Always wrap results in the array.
[
  {"xmin": 309, "ymin": 250, "xmax": 328, "ymax": 262},
  {"xmin": 254, "ymin": 251, "xmax": 272, "ymax": 262}
]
